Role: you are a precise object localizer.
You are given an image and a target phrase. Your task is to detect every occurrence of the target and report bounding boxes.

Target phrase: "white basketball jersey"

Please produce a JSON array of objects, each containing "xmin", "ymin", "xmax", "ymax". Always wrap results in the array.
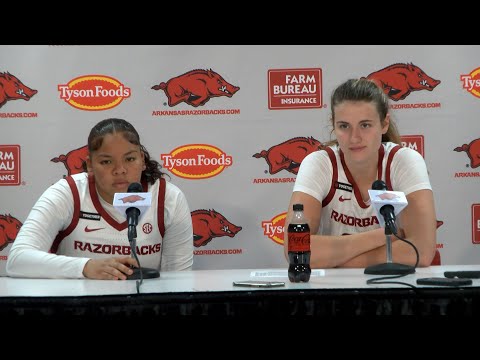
[{"xmin": 51, "ymin": 174, "xmax": 166, "ymax": 270}]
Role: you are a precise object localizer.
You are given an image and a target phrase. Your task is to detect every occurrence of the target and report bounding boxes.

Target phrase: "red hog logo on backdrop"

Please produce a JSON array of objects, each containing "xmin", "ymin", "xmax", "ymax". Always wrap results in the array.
[
  {"xmin": 119, "ymin": 195, "xmax": 145, "ymax": 203},
  {"xmin": 152, "ymin": 69, "xmax": 240, "ymax": 107},
  {"xmin": 191, "ymin": 209, "xmax": 242, "ymax": 247},
  {"xmin": 454, "ymin": 138, "xmax": 480, "ymax": 168},
  {"xmin": 365, "ymin": 63, "xmax": 441, "ymax": 101},
  {"xmin": 0, "ymin": 72, "xmax": 37, "ymax": 109},
  {"xmin": 253, "ymin": 136, "xmax": 323, "ymax": 175},
  {"xmin": 376, "ymin": 192, "xmax": 399, "ymax": 201},
  {"xmin": 51, "ymin": 145, "xmax": 88, "ymax": 176},
  {"xmin": 0, "ymin": 214, "xmax": 22, "ymax": 251}
]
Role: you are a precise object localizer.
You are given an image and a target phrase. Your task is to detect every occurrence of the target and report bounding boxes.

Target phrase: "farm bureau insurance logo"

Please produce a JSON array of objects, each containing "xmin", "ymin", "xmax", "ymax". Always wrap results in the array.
[
  {"xmin": 473, "ymin": 204, "xmax": 480, "ymax": 244},
  {"xmin": 262, "ymin": 212, "xmax": 286, "ymax": 245},
  {"xmin": 58, "ymin": 75, "xmax": 131, "ymax": 111},
  {"xmin": 366, "ymin": 63, "xmax": 441, "ymax": 101},
  {"xmin": 161, "ymin": 144, "xmax": 232, "ymax": 180},
  {"xmin": 460, "ymin": 67, "xmax": 480, "ymax": 98},
  {"xmin": 0, "ymin": 145, "xmax": 20, "ymax": 186},
  {"xmin": 453, "ymin": 137, "xmax": 480, "ymax": 178},
  {"xmin": 268, "ymin": 68, "xmax": 322, "ymax": 110},
  {"xmin": 152, "ymin": 69, "xmax": 239, "ymax": 107}
]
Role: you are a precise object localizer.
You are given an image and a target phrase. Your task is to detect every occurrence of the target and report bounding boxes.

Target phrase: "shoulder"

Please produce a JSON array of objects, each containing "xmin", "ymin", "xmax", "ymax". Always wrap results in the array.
[
  {"xmin": 165, "ymin": 180, "xmax": 184, "ymax": 196},
  {"xmin": 154, "ymin": 178, "xmax": 187, "ymax": 201},
  {"xmin": 47, "ymin": 173, "xmax": 86, "ymax": 192},
  {"xmin": 59, "ymin": 173, "xmax": 90, "ymax": 193},
  {"xmin": 35, "ymin": 175, "xmax": 84, "ymax": 206},
  {"xmin": 160, "ymin": 179, "xmax": 191, "ymax": 216},
  {"xmin": 71, "ymin": 172, "xmax": 89, "ymax": 182},
  {"xmin": 391, "ymin": 145, "xmax": 425, "ymax": 164},
  {"xmin": 302, "ymin": 147, "xmax": 332, "ymax": 164}
]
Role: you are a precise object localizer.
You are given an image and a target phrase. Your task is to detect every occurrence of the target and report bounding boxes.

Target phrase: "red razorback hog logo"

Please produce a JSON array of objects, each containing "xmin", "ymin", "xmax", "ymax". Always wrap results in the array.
[
  {"xmin": 253, "ymin": 136, "xmax": 323, "ymax": 175},
  {"xmin": 0, "ymin": 72, "xmax": 37, "ymax": 109},
  {"xmin": 152, "ymin": 69, "xmax": 240, "ymax": 107},
  {"xmin": 51, "ymin": 145, "xmax": 88, "ymax": 176},
  {"xmin": 366, "ymin": 63, "xmax": 441, "ymax": 101},
  {"xmin": 376, "ymin": 192, "xmax": 399, "ymax": 200},
  {"xmin": 454, "ymin": 138, "xmax": 480, "ymax": 168},
  {"xmin": 0, "ymin": 214, "xmax": 22, "ymax": 251},
  {"xmin": 119, "ymin": 195, "xmax": 145, "ymax": 203},
  {"xmin": 191, "ymin": 209, "xmax": 242, "ymax": 247}
]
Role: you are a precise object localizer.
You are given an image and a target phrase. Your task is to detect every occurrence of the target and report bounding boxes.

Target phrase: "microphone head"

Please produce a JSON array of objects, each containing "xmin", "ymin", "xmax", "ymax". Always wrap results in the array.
[
  {"xmin": 128, "ymin": 182, "xmax": 143, "ymax": 193},
  {"xmin": 113, "ymin": 182, "xmax": 152, "ymax": 223},
  {"xmin": 372, "ymin": 180, "xmax": 387, "ymax": 190}
]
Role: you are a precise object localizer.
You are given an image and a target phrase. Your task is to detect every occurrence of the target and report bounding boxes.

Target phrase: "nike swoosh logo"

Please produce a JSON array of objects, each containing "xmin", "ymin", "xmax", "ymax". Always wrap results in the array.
[
  {"xmin": 84, "ymin": 226, "xmax": 105, "ymax": 233},
  {"xmin": 339, "ymin": 195, "xmax": 351, "ymax": 202}
]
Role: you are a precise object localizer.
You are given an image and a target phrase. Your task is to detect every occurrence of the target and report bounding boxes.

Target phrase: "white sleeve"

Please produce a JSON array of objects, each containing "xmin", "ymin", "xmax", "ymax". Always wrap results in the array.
[
  {"xmin": 293, "ymin": 150, "xmax": 332, "ymax": 202},
  {"xmin": 160, "ymin": 183, "xmax": 194, "ymax": 271},
  {"xmin": 6, "ymin": 178, "xmax": 89, "ymax": 278},
  {"xmin": 390, "ymin": 147, "xmax": 432, "ymax": 195}
]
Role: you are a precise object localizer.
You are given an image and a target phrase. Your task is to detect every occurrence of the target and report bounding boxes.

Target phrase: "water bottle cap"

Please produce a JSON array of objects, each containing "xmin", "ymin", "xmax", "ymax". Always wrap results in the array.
[{"xmin": 293, "ymin": 204, "xmax": 303, "ymax": 211}]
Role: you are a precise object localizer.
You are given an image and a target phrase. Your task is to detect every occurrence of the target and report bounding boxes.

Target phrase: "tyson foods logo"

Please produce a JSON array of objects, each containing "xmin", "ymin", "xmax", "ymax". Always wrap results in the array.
[
  {"xmin": 0, "ymin": 145, "xmax": 21, "ymax": 186},
  {"xmin": 366, "ymin": 63, "xmax": 440, "ymax": 101},
  {"xmin": 253, "ymin": 137, "xmax": 323, "ymax": 175},
  {"xmin": 51, "ymin": 145, "xmax": 88, "ymax": 176},
  {"xmin": 460, "ymin": 67, "xmax": 480, "ymax": 98},
  {"xmin": 262, "ymin": 212, "xmax": 286, "ymax": 245},
  {"xmin": 0, "ymin": 72, "xmax": 37, "ymax": 109},
  {"xmin": 0, "ymin": 213, "xmax": 22, "ymax": 251},
  {"xmin": 152, "ymin": 69, "xmax": 239, "ymax": 107},
  {"xmin": 268, "ymin": 68, "xmax": 322, "ymax": 110},
  {"xmin": 192, "ymin": 209, "xmax": 242, "ymax": 247},
  {"xmin": 58, "ymin": 75, "xmax": 131, "ymax": 111},
  {"xmin": 161, "ymin": 144, "xmax": 232, "ymax": 180}
]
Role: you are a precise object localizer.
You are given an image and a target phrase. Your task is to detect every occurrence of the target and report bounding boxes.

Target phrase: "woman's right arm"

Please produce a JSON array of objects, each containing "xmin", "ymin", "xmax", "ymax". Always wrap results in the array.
[{"xmin": 6, "ymin": 179, "xmax": 90, "ymax": 278}]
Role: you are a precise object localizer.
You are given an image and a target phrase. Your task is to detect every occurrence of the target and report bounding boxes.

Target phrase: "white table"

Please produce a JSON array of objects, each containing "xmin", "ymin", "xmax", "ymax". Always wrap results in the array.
[{"xmin": 1, "ymin": 265, "xmax": 479, "ymax": 316}]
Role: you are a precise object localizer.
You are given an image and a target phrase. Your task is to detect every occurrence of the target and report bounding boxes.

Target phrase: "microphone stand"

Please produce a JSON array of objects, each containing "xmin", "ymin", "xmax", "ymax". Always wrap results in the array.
[
  {"xmin": 126, "ymin": 224, "xmax": 160, "ymax": 282},
  {"xmin": 364, "ymin": 224, "xmax": 415, "ymax": 275}
]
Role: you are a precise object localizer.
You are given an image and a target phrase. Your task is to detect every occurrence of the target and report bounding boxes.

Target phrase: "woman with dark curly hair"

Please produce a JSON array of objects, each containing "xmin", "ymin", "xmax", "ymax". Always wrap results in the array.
[{"xmin": 7, "ymin": 118, "xmax": 193, "ymax": 279}]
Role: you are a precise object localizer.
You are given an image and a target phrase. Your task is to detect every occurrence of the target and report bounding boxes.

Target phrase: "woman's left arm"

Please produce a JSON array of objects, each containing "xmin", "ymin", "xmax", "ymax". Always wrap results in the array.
[
  {"xmin": 393, "ymin": 188, "xmax": 437, "ymax": 266},
  {"xmin": 160, "ymin": 188, "xmax": 194, "ymax": 271}
]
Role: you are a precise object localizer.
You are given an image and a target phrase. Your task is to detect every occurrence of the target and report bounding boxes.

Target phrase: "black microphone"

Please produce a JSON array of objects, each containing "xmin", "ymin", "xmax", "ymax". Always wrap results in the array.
[
  {"xmin": 126, "ymin": 182, "xmax": 142, "ymax": 233},
  {"xmin": 112, "ymin": 182, "xmax": 160, "ymax": 283},
  {"xmin": 372, "ymin": 180, "xmax": 397, "ymax": 235},
  {"xmin": 364, "ymin": 180, "xmax": 415, "ymax": 275}
]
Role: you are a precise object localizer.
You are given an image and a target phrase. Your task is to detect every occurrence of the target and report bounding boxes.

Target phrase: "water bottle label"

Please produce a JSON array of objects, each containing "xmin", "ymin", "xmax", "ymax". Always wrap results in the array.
[{"xmin": 288, "ymin": 232, "xmax": 310, "ymax": 252}]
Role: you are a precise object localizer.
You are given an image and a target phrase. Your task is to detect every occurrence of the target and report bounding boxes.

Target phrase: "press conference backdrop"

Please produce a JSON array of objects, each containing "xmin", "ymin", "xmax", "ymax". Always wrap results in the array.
[{"xmin": 1, "ymin": 45, "xmax": 479, "ymax": 275}]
